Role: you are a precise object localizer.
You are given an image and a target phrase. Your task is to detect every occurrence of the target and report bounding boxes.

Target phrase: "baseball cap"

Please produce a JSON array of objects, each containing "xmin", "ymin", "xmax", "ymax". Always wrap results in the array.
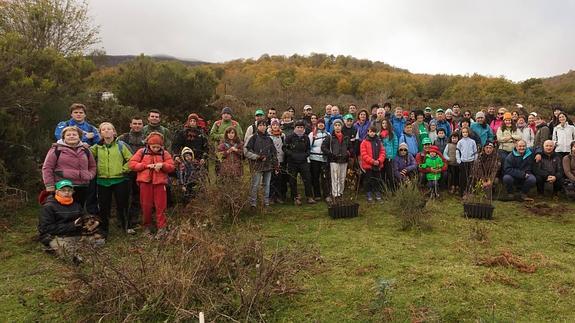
[
  {"xmin": 254, "ymin": 109, "xmax": 264, "ymax": 116},
  {"xmin": 55, "ymin": 179, "xmax": 74, "ymax": 190}
]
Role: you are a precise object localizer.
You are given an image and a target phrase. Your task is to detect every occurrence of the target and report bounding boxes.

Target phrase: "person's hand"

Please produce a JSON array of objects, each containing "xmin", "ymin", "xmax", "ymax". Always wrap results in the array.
[
  {"xmin": 74, "ymin": 218, "xmax": 82, "ymax": 226},
  {"xmin": 547, "ymin": 175, "xmax": 556, "ymax": 183},
  {"xmin": 85, "ymin": 132, "xmax": 94, "ymax": 139},
  {"xmin": 200, "ymin": 159, "xmax": 205, "ymax": 165},
  {"xmin": 535, "ymin": 154, "xmax": 542, "ymax": 163},
  {"xmin": 175, "ymin": 156, "xmax": 181, "ymax": 163},
  {"xmin": 147, "ymin": 164, "xmax": 156, "ymax": 169},
  {"xmin": 373, "ymin": 160, "xmax": 379, "ymax": 166},
  {"xmin": 182, "ymin": 186, "xmax": 187, "ymax": 192},
  {"xmin": 154, "ymin": 162, "xmax": 163, "ymax": 171}
]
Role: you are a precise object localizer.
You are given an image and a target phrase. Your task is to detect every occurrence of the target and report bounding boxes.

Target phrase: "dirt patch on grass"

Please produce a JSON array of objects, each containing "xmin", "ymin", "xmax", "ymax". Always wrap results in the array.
[
  {"xmin": 477, "ymin": 251, "xmax": 537, "ymax": 273},
  {"xmin": 482, "ymin": 271, "xmax": 519, "ymax": 288},
  {"xmin": 524, "ymin": 202, "xmax": 570, "ymax": 217}
]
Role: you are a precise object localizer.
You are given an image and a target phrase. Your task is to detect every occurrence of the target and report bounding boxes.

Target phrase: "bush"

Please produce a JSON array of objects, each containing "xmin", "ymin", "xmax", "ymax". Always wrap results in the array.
[{"xmin": 385, "ymin": 179, "xmax": 431, "ymax": 231}]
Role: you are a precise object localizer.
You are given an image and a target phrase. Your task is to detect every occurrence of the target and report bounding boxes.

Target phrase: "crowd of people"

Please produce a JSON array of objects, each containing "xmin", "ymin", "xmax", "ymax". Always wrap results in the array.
[{"xmin": 38, "ymin": 102, "xmax": 575, "ymax": 263}]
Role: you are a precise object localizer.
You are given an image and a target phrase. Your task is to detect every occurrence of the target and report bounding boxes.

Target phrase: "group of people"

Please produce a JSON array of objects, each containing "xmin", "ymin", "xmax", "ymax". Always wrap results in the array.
[{"xmin": 38, "ymin": 102, "xmax": 575, "ymax": 262}]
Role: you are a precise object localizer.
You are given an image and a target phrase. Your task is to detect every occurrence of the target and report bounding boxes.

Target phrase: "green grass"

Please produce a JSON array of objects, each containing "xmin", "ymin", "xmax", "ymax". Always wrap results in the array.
[{"xmin": 2, "ymin": 196, "xmax": 575, "ymax": 322}]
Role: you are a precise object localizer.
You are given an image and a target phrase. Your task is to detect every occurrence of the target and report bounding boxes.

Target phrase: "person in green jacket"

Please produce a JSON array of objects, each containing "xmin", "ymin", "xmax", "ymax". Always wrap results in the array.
[
  {"xmin": 209, "ymin": 107, "xmax": 244, "ymax": 148},
  {"xmin": 91, "ymin": 122, "xmax": 133, "ymax": 237},
  {"xmin": 419, "ymin": 146, "xmax": 444, "ymax": 198}
]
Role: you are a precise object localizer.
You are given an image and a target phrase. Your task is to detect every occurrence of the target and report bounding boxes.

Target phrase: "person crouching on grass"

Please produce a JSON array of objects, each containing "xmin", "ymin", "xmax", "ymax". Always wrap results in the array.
[{"xmin": 128, "ymin": 132, "xmax": 175, "ymax": 238}]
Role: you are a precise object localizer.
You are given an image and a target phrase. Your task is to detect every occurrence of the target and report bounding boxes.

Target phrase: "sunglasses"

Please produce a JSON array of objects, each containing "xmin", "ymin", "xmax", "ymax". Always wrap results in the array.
[
  {"xmin": 497, "ymin": 113, "xmax": 504, "ymax": 115},
  {"xmin": 399, "ymin": 149, "xmax": 408, "ymax": 152},
  {"xmin": 423, "ymin": 143, "xmax": 431, "ymax": 146}
]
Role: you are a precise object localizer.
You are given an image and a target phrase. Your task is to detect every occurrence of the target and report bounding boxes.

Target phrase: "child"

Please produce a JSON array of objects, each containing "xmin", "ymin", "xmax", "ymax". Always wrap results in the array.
[
  {"xmin": 433, "ymin": 128, "xmax": 448, "ymax": 155},
  {"xmin": 360, "ymin": 126, "xmax": 386, "ymax": 202},
  {"xmin": 456, "ymin": 127, "xmax": 478, "ymax": 196},
  {"xmin": 419, "ymin": 146, "xmax": 444, "ymax": 198},
  {"xmin": 443, "ymin": 133, "xmax": 460, "ymax": 194},
  {"xmin": 244, "ymin": 120, "xmax": 278, "ymax": 207},
  {"xmin": 128, "ymin": 132, "xmax": 175, "ymax": 237},
  {"xmin": 177, "ymin": 147, "xmax": 197, "ymax": 202},
  {"xmin": 321, "ymin": 119, "xmax": 350, "ymax": 199},
  {"xmin": 217, "ymin": 127, "xmax": 244, "ymax": 179},
  {"xmin": 399, "ymin": 122, "xmax": 418, "ymax": 157}
]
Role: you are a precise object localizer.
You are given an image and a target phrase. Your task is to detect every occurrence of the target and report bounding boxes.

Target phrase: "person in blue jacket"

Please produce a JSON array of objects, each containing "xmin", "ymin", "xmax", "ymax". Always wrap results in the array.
[
  {"xmin": 390, "ymin": 107, "xmax": 407, "ymax": 137},
  {"xmin": 434, "ymin": 108, "xmax": 452, "ymax": 138},
  {"xmin": 54, "ymin": 103, "xmax": 100, "ymax": 146},
  {"xmin": 399, "ymin": 122, "xmax": 419, "ymax": 157},
  {"xmin": 325, "ymin": 105, "xmax": 343, "ymax": 134},
  {"xmin": 502, "ymin": 140, "xmax": 536, "ymax": 202}
]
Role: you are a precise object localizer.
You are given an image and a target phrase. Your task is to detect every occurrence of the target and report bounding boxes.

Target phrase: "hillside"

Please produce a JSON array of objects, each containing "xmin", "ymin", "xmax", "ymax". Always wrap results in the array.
[{"xmin": 88, "ymin": 54, "xmax": 208, "ymax": 68}]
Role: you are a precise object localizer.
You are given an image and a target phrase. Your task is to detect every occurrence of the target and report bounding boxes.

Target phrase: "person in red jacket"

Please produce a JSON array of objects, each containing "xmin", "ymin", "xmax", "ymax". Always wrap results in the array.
[
  {"xmin": 128, "ymin": 132, "xmax": 175, "ymax": 237},
  {"xmin": 360, "ymin": 126, "xmax": 386, "ymax": 202}
]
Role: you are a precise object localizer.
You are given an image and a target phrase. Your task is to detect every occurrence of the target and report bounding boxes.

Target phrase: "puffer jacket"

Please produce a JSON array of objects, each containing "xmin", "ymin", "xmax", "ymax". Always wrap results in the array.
[
  {"xmin": 321, "ymin": 133, "xmax": 350, "ymax": 163},
  {"xmin": 381, "ymin": 132, "xmax": 399, "ymax": 161},
  {"xmin": 284, "ymin": 133, "xmax": 310, "ymax": 163},
  {"xmin": 360, "ymin": 136, "xmax": 385, "ymax": 170},
  {"xmin": 128, "ymin": 147, "xmax": 175, "ymax": 184},
  {"xmin": 217, "ymin": 141, "xmax": 244, "ymax": 177},
  {"xmin": 399, "ymin": 133, "xmax": 419, "ymax": 157},
  {"xmin": 38, "ymin": 195, "xmax": 82, "ymax": 245},
  {"xmin": 244, "ymin": 132, "xmax": 278, "ymax": 172},
  {"xmin": 533, "ymin": 152, "xmax": 563, "ymax": 180},
  {"xmin": 496, "ymin": 127, "xmax": 522, "ymax": 152},
  {"xmin": 42, "ymin": 140, "xmax": 96, "ymax": 190},
  {"xmin": 504, "ymin": 148, "xmax": 534, "ymax": 179},
  {"xmin": 91, "ymin": 139, "xmax": 133, "ymax": 179},
  {"xmin": 309, "ymin": 130, "xmax": 329, "ymax": 162},
  {"xmin": 269, "ymin": 133, "xmax": 286, "ymax": 163}
]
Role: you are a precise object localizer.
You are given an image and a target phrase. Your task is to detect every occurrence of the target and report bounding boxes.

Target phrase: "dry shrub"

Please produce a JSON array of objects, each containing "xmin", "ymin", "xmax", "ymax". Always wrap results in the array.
[
  {"xmin": 69, "ymin": 219, "xmax": 320, "ymax": 322},
  {"xmin": 477, "ymin": 250, "xmax": 537, "ymax": 273},
  {"xmin": 385, "ymin": 179, "xmax": 431, "ymax": 231}
]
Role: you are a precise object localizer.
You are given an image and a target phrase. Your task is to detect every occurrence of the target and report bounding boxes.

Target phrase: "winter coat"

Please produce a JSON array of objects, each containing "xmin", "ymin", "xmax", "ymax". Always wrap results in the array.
[
  {"xmin": 470, "ymin": 122, "xmax": 494, "ymax": 147},
  {"xmin": 533, "ymin": 152, "xmax": 563, "ymax": 181},
  {"xmin": 393, "ymin": 154, "xmax": 417, "ymax": 181},
  {"xmin": 435, "ymin": 119, "xmax": 452, "ymax": 138},
  {"xmin": 533, "ymin": 123, "xmax": 551, "ymax": 149},
  {"xmin": 419, "ymin": 155, "xmax": 444, "ymax": 181},
  {"xmin": 399, "ymin": 133, "xmax": 419, "ymax": 157},
  {"xmin": 490, "ymin": 118, "xmax": 503, "ymax": 135},
  {"xmin": 416, "ymin": 149, "xmax": 448, "ymax": 172},
  {"xmin": 326, "ymin": 114, "xmax": 342, "ymax": 134},
  {"xmin": 434, "ymin": 136, "xmax": 448, "ymax": 155},
  {"xmin": 382, "ymin": 132, "xmax": 399, "ymax": 161},
  {"xmin": 281, "ymin": 121, "xmax": 295, "ymax": 138},
  {"xmin": 42, "ymin": 140, "xmax": 96, "ymax": 190},
  {"xmin": 172, "ymin": 128, "xmax": 209, "ymax": 160},
  {"xmin": 496, "ymin": 127, "xmax": 522, "ymax": 152},
  {"xmin": 342, "ymin": 125, "xmax": 359, "ymax": 156},
  {"xmin": 177, "ymin": 160, "xmax": 197, "ymax": 186},
  {"xmin": 321, "ymin": 133, "xmax": 350, "ymax": 164},
  {"xmin": 563, "ymin": 154, "xmax": 575, "ymax": 181},
  {"xmin": 209, "ymin": 119, "xmax": 243, "ymax": 146},
  {"xmin": 504, "ymin": 148, "xmax": 534, "ymax": 180},
  {"xmin": 517, "ymin": 126, "xmax": 535, "ymax": 148},
  {"xmin": 284, "ymin": 133, "xmax": 310, "ymax": 164},
  {"xmin": 390, "ymin": 116, "xmax": 406, "ymax": 138},
  {"xmin": 91, "ymin": 139, "xmax": 133, "ymax": 179},
  {"xmin": 309, "ymin": 130, "xmax": 329, "ymax": 163},
  {"xmin": 456, "ymin": 137, "xmax": 478, "ymax": 164},
  {"xmin": 38, "ymin": 195, "xmax": 82, "ymax": 245},
  {"xmin": 269, "ymin": 133, "xmax": 286, "ymax": 163},
  {"xmin": 360, "ymin": 136, "xmax": 386, "ymax": 171},
  {"xmin": 354, "ymin": 120, "xmax": 370, "ymax": 141},
  {"xmin": 244, "ymin": 132, "xmax": 278, "ymax": 172},
  {"xmin": 54, "ymin": 119, "xmax": 100, "ymax": 145},
  {"xmin": 218, "ymin": 141, "xmax": 244, "ymax": 177},
  {"xmin": 117, "ymin": 131, "xmax": 146, "ymax": 153},
  {"xmin": 128, "ymin": 147, "xmax": 175, "ymax": 184},
  {"xmin": 552, "ymin": 124, "xmax": 575, "ymax": 153}
]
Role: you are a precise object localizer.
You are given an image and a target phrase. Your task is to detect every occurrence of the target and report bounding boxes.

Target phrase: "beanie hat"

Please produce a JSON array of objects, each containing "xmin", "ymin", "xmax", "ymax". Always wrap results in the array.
[
  {"xmin": 146, "ymin": 132, "xmax": 164, "ymax": 145},
  {"xmin": 221, "ymin": 107, "xmax": 233, "ymax": 115},
  {"xmin": 181, "ymin": 146, "xmax": 195, "ymax": 159},
  {"xmin": 270, "ymin": 118, "xmax": 280, "ymax": 126},
  {"xmin": 429, "ymin": 146, "xmax": 441, "ymax": 154},
  {"xmin": 476, "ymin": 111, "xmax": 485, "ymax": 119},
  {"xmin": 503, "ymin": 112, "xmax": 512, "ymax": 120},
  {"xmin": 332, "ymin": 119, "xmax": 344, "ymax": 127},
  {"xmin": 402, "ymin": 111, "xmax": 410, "ymax": 117},
  {"xmin": 398, "ymin": 142, "xmax": 409, "ymax": 150}
]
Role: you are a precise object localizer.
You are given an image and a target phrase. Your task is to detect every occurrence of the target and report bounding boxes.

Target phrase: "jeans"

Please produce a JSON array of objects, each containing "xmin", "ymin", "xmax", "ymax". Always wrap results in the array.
[
  {"xmin": 250, "ymin": 170, "xmax": 272, "ymax": 205},
  {"xmin": 502, "ymin": 174, "xmax": 536, "ymax": 194}
]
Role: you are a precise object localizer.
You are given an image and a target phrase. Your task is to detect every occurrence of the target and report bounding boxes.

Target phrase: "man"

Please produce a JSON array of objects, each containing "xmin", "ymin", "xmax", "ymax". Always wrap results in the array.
[
  {"xmin": 266, "ymin": 108, "xmax": 277, "ymax": 125},
  {"xmin": 412, "ymin": 110, "xmax": 429, "ymax": 152},
  {"xmin": 533, "ymin": 140, "xmax": 563, "ymax": 195},
  {"xmin": 348, "ymin": 104, "xmax": 358, "ymax": 117},
  {"xmin": 302, "ymin": 104, "xmax": 314, "ymax": 133},
  {"xmin": 382, "ymin": 102, "xmax": 392, "ymax": 119},
  {"xmin": 502, "ymin": 140, "xmax": 536, "ymax": 201},
  {"xmin": 369, "ymin": 104, "xmax": 380, "ymax": 122},
  {"xmin": 390, "ymin": 107, "xmax": 407, "ymax": 137},
  {"xmin": 55, "ymin": 103, "xmax": 100, "ymax": 146},
  {"xmin": 342, "ymin": 114, "xmax": 359, "ymax": 157},
  {"xmin": 143, "ymin": 109, "xmax": 171, "ymax": 150},
  {"xmin": 244, "ymin": 109, "xmax": 267, "ymax": 142},
  {"xmin": 434, "ymin": 108, "xmax": 452, "ymax": 138},
  {"xmin": 326, "ymin": 105, "xmax": 342, "ymax": 134},
  {"xmin": 283, "ymin": 120, "xmax": 315, "ymax": 205},
  {"xmin": 370, "ymin": 107, "xmax": 386, "ymax": 132},
  {"xmin": 423, "ymin": 107, "xmax": 433, "ymax": 124},
  {"xmin": 451, "ymin": 103, "xmax": 462, "ymax": 125},
  {"xmin": 470, "ymin": 111, "xmax": 494, "ymax": 147},
  {"xmin": 324, "ymin": 104, "xmax": 333, "ymax": 125},
  {"xmin": 485, "ymin": 105, "xmax": 497, "ymax": 125},
  {"xmin": 209, "ymin": 107, "xmax": 244, "ymax": 147},
  {"xmin": 244, "ymin": 120, "xmax": 278, "ymax": 208},
  {"xmin": 118, "ymin": 117, "xmax": 146, "ymax": 227}
]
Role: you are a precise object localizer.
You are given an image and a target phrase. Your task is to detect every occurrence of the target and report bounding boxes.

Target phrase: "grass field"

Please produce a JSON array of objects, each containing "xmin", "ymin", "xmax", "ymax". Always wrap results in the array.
[{"xmin": 2, "ymin": 195, "xmax": 575, "ymax": 322}]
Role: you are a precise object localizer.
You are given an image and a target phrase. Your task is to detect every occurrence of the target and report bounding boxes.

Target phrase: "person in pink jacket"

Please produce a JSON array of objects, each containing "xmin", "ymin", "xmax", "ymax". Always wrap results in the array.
[
  {"xmin": 42, "ymin": 126, "xmax": 96, "ymax": 211},
  {"xmin": 489, "ymin": 107, "xmax": 507, "ymax": 134},
  {"xmin": 128, "ymin": 132, "xmax": 175, "ymax": 237}
]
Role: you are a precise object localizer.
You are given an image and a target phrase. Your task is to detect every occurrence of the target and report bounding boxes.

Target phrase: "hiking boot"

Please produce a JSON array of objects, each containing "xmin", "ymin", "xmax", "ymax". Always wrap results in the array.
[
  {"xmin": 143, "ymin": 228, "xmax": 154, "ymax": 239},
  {"xmin": 294, "ymin": 197, "xmax": 302, "ymax": 206},
  {"xmin": 126, "ymin": 228, "xmax": 136, "ymax": 235},
  {"xmin": 518, "ymin": 194, "xmax": 534, "ymax": 202},
  {"xmin": 366, "ymin": 192, "xmax": 373, "ymax": 202},
  {"xmin": 375, "ymin": 192, "xmax": 382, "ymax": 201},
  {"xmin": 314, "ymin": 197, "xmax": 323, "ymax": 202},
  {"xmin": 307, "ymin": 197, "xmax": 317, "ymax": 204}
]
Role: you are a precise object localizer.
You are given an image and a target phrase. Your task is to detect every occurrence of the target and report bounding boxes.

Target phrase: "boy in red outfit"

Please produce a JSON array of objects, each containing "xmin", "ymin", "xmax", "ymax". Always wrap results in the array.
[
  {"xmin": 128, "ymin": 132, "xmax": 175, "ymax": 237},
  {"xmin": 360, "ymin": 126, "xmax": 386, "ymax": 202}
]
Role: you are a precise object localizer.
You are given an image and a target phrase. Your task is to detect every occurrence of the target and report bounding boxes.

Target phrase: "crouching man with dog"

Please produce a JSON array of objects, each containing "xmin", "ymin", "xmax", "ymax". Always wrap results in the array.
[{"xmin": 38, "ymin": 179, "xmax": 104, "ymax": 264}]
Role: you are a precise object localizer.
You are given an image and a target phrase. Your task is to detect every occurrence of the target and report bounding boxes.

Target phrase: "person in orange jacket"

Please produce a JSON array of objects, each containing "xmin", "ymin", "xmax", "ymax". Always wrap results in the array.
[
  {"xmin": 360, "ymin": 126, "xmax": 386, "ymax": 202},
  {"xmin": 128, "ymin": 132, "xmax": 175, "ymax": 237}
]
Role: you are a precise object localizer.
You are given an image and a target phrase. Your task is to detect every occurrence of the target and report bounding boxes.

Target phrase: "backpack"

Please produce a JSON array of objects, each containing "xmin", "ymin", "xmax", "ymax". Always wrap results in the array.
[{"xmin": 52, "ymin": 144, "xmax": 91, "ymax": 163}]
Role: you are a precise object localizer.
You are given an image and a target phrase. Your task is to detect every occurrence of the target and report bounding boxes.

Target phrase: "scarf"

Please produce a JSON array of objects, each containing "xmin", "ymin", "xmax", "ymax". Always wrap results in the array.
[
  {"xmin": 271, "ymin": 128, "xmax": 283, "ymax": 137},
  {"xmin": 55, "ymin": 194, "xmax": 74, "ymax": 205},
  {"xmin": 335, "ymin": 132, "xmax": 343, "ymax": 144}
]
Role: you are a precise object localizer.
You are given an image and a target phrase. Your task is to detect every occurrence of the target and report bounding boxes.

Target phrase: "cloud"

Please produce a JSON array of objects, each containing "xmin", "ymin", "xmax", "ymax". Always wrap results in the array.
[{"xmin": 89, "ymin": 0, "xmax": 575, "ymax": 81}]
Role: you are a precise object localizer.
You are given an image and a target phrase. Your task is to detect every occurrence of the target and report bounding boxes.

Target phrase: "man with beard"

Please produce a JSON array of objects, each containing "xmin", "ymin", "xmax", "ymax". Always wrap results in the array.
[{"xmin": 485, "ymin": 105, "xmax": 497, "ymax": 125}]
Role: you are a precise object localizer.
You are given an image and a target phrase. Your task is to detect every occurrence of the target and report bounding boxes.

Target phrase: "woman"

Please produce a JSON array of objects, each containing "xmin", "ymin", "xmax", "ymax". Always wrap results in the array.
[
  {"xmin": 269, "ymin": 118, "xmax": 287, "ymax": 204},
  {"xmin": 280, "ymin": 111, "xmax": 295, "ymax": 137},
  {"xmin": 354, "ymin": 109, "xmax": 371, "ymax": 141},
  {"xmin": 393, "ymin": 143, "xmax": 417, "ymax": 183},
  {"xmin": 380, "ymin": 119, "xmax": 398, "ymax": 190},
  {"xmin": 552, "ymin": 112, "xmax": 575, "ymax": 157},
  {"xmin": 496, "ymin": 112, "xmax": 522, "ymax": 162},
  {"xmin": 490, "ymin": 107, "xmax": 507, "ymax": 134},
  {"xmin": 309, "ymin": 118, "xmax": 330, "ymax": 201},
  {"xmin": 562, "ymin": 141, "xmax": 575, "ymax": 198},
  {"xmin": 38, "ymin": 179, "xmax": 102, "ymax": 263},
  {"xmin": 42, "ymin": 126, "xmax": 96, "ymax": 211},
  {"xmin": 91, "ymin": 122, "xmax": 133, "ymax": 237},
  {"xmin": 516, "ymin": 116, "xmax": 535, "ymax": 148}
]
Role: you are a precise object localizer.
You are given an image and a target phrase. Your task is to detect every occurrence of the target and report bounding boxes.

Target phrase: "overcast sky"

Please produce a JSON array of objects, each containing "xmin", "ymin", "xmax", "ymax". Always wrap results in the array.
[{"xmin": 89, "ymin": 0, "xmax": 575, "ymax": 82}]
